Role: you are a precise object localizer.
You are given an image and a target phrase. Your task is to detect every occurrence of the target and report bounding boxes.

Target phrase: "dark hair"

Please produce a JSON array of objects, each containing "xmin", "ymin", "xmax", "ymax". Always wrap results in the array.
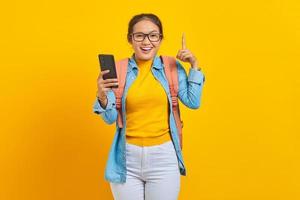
[{"xmin": 127, "ymin": 13, "xmax": 164, "ymax": 43}]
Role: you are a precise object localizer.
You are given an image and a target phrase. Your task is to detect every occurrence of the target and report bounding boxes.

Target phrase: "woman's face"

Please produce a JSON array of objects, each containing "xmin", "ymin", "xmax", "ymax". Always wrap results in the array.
[{"xmin": 130, "ymin": 20, "xmax": 162, "ymax": 62}]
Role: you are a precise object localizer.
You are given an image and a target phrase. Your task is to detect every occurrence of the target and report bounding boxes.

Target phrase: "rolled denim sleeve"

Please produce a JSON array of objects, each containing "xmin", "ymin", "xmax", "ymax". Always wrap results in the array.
[
  {"xmin": 177, "ymin": 60, "xmax": 205, "ymax": 109},
  {"xmin": 93, "ymin": 90, "xmax": 118, "ymax": 124},
  {"xmin": 188, "ymin": 67, "xmax": 205, "ymax": 84}
]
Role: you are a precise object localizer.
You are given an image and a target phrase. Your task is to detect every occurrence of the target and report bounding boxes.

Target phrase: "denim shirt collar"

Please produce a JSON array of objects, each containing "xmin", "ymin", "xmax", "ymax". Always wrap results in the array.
[{"xmin": 128, "ymin": 53, "xmax": 163, "ymax": 72}]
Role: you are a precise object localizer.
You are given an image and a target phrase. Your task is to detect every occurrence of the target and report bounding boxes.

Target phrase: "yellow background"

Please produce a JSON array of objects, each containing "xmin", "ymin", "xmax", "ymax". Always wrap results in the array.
[{"xmin": 1, "ymin": 0, "xmax": 299, "ymax": 199}]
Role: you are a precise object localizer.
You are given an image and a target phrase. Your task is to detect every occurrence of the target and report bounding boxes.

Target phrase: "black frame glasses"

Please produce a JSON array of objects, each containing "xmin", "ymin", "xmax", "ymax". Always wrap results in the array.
[{"xmin": 131, "ymin": 32, "xmax": 162, "ymax": 42}]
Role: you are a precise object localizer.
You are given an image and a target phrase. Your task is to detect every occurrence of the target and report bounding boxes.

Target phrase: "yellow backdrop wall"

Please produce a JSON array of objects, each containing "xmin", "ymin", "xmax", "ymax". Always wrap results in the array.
[{"xmin": 1, "ymin": 0, "xmax": 299, "ymax": 199}]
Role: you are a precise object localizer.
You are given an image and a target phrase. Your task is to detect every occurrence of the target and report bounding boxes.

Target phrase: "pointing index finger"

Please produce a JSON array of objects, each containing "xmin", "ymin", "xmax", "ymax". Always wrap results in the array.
[{"xmin": 182, "ymin": 32, "xmax": 186, "ymax": 50}]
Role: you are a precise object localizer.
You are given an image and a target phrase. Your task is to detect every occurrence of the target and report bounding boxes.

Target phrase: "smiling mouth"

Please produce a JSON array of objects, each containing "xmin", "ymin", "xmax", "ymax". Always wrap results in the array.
[{"xmin": 140, "ymin": 47, "xmax": 153, "ymax": 52}]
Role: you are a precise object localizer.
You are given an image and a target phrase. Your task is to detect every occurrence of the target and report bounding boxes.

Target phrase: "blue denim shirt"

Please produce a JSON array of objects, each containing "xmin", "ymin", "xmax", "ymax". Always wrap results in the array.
[{"xmin": 93, "ymin": 54, "xmax": 205, "ymax": 183}]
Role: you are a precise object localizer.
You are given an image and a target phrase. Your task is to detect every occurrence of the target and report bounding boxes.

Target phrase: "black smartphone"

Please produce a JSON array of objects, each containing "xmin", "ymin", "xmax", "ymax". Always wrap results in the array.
[{"xmin": 98, "ymin": 54, "xmax": 118, "ymax": 88}]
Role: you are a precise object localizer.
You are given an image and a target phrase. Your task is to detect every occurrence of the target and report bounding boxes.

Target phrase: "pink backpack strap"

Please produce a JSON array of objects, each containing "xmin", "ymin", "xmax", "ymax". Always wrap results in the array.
[
  {"xmin": 112, "ymin": 58, "xmax": 129, "ymax": 128},
  {"xmin": 161, "ymin": 55, "xmax": 183, "ymax": 150}
]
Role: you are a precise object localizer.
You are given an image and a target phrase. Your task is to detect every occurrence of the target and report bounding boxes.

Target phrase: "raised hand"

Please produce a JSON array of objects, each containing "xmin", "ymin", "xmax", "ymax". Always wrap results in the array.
[{"xmin": 176, "ymin": 33, "xmax": 199, "ymax": 68}]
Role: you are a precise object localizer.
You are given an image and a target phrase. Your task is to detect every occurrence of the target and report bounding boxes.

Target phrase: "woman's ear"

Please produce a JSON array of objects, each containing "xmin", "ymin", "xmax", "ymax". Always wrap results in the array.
[{"xmin": 128, "ymin": 34, "xmax": 133, "ymax": 44}]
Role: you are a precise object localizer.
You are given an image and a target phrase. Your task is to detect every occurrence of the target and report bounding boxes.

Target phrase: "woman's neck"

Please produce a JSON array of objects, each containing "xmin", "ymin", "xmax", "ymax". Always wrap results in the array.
[{"xmin": 135, "ymin": 57, "xmax": 153, "ymax": 66}]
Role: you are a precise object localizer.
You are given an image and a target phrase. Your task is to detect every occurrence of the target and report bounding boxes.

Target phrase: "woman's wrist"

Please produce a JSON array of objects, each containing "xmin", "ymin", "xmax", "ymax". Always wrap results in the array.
[
  {"xmin": 97, "ymin": 96, "xmax": 108, "ymax": 108},
  {"xmin": 96, "ymin": 92, "xmax": 107, "ymax": 104},
  {"xmin": 191, "ymin": 65, "xmax": 202, "ymax": 71},
  {"xmin": 97, "ymin": 95, "xmax": 106, "ymax": 101},
  {"xmin": 191, "ymin": 66, "xmax": 201, "ymax": 71},
  {"xmin": 191, "ymin": 60, "xmax": 201, "ymax": 70}
]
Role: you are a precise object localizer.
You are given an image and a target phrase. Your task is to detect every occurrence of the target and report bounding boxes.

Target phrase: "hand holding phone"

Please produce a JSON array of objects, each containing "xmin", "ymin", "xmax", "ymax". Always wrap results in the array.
[{"xmin": 96, "ymin": 54, "xmax": 119, "ymax": 107}]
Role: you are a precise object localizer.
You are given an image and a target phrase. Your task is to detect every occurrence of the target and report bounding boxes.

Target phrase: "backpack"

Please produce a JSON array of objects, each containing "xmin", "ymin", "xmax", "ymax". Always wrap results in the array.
[{"xmin": 112, "ymin": 56, "xmax": 184, "ymax": 150}]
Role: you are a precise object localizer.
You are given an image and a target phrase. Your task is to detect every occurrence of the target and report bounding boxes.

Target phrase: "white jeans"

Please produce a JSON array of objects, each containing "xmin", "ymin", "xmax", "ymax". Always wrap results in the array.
[{"xmin": 110, "ymin": 140, "xmax": 181, "ymax": 200}]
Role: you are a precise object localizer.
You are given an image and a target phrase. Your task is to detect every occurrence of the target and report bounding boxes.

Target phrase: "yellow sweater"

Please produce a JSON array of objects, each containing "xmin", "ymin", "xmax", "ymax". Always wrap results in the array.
[{"xmin": 125, "ymin": 58, "xmax": 171, "ymax": 146}]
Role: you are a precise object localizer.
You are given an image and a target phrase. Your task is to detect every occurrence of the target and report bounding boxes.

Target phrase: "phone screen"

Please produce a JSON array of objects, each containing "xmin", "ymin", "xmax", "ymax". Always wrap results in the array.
[{"xmin": 98, "ymin": 54, "xmax": 118, "ymax": 82}]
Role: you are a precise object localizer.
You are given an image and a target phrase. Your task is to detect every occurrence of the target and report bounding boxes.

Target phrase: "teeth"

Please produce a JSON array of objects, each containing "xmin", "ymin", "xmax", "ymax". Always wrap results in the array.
[{"xmin": 141, "ymin": 47, "xmax": 152, "ymax": 50}]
